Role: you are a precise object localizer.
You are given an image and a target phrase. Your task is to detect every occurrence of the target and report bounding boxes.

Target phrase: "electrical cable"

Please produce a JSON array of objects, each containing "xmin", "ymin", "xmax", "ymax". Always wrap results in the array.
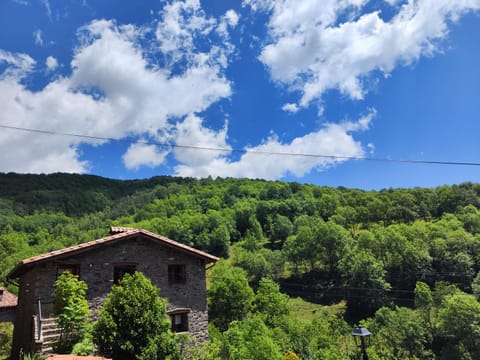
[{"xmin": 2, "ymin": 124, "xmax": 480, "ymax": 167}]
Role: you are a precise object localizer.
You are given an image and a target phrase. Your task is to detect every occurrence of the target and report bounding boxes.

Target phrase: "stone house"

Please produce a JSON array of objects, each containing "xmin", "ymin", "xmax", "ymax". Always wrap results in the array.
[
  {"xmin": 7, "ymin": 227, "xmax": 219, "ymax": 359},
  {"xmin": 0, "ymin": 287, "xmax": 17, "ymax": 323}
]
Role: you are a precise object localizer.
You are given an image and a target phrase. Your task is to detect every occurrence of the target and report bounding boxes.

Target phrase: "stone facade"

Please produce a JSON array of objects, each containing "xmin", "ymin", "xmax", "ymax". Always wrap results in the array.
[
  {"xmin": 0, "ymin": 308, "xmax": 15, "ymax": 323},
  {"xmin": 8, "ymin": 229, "xmax": 218, "ymax": 359}
]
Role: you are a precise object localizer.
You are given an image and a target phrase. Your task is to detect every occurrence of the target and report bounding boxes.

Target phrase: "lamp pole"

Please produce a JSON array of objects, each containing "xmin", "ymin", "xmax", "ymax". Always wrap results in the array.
[{"xmin": 352, "ymin": 324, "xmax": 371, "ymax": 360}]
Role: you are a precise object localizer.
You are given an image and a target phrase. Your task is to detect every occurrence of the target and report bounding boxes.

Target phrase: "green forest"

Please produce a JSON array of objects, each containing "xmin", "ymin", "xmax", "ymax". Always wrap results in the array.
[{"xmin": 3, "ymin": 173, "xmax": 480, "ymax": 359}]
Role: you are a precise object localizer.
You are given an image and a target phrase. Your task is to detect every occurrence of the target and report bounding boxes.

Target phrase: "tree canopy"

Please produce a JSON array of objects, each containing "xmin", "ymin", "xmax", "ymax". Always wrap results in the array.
[{"xmin": 3, "ymin": 174, "xmax": 480, "ymax": 358}]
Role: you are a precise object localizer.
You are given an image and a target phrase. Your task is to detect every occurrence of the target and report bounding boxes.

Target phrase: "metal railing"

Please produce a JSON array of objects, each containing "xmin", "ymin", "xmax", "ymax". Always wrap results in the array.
[
  {"xmin": 33, "ymin": 298, "xmax": 54, "ymax": 341},
  {"xmin": 36, "ymin": 298, "xmax": 42, "ymax": 341}
]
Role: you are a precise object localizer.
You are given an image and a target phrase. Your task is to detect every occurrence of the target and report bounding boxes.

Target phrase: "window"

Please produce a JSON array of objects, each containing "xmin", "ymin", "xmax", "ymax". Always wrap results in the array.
[
  {"xmin": 169, "ymin": 311, "xmax": 189, "ymax": 332},
  {"xmin": 168, "ymin": 264, "xmax": 186, "ymax": 285},
  {"xmin": 56, "ymin": 263, "xmax": 80, "ymax": 278},
  {"xmin": 113, "ymin": 264, "xmax": 136, "ymax": 284}
]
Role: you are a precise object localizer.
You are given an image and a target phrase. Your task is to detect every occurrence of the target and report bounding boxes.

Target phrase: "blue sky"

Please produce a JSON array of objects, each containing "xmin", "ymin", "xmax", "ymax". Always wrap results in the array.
[{"xmin": 0, "ymin": 0, "xmax": 479, "ymax": 190}]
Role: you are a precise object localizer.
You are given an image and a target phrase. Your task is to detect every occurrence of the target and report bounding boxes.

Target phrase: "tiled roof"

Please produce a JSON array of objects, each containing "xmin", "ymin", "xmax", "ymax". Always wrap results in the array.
[
  {"xmin": 0, "ymin": 287, "xmax": 18, "ymax": 308},
  {"xmin": 109, "ymin": 226, "xmax": 136, "ymax": 234},
  {"xmin": 7, "ymin": 228, "xmax": 219, "ymax": 279}
]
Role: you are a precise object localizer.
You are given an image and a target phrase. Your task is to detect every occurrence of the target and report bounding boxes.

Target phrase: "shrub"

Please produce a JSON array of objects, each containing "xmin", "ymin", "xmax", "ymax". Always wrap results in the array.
[
  {"xmin": 0, "ymin": 322, "xmax": 13, "ymax": 360},
  {"xmin": 94, "ymin": 272, "xmax": 181, "ymax": 360},
  {"xmin": 53, "ymin": 271, "xmax": 90, "ymax": 353}
]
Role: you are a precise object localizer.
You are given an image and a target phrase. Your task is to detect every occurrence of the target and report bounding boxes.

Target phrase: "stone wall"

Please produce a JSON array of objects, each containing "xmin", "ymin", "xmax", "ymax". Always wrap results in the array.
[
  {"xmin": 0, "ymin": 308, "xmax": 15, "ymax": 323},
  {"xmin": 11, "ymin": 269, "xmax": 36, "ymax": 360}
]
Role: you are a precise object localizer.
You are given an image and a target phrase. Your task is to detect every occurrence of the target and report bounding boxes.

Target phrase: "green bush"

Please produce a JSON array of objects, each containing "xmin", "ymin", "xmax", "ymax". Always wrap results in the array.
[
  {"xmin": 72, "ymin": 337, "xmax": 94, "ymax": 356},
  {"xmin": 0, "ymin": 322, "xmax": 13, "ymax": 360},
  {"xmin": 53, "ymin": 271, "xmax": 90, "ymax": 353}
]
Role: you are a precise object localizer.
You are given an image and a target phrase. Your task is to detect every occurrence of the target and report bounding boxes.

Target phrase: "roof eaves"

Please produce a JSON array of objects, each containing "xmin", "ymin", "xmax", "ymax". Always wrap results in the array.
[
  {"xmin": 7, "ymin": 230, "xmax": 142, "ymax": 279},
  {"xmin": 7, "ymin": 228, "xmax": 219, "ymax": 279},
  {"xmin": 0, "ymin": 287, "xmax": 18, "ymax": 308}
]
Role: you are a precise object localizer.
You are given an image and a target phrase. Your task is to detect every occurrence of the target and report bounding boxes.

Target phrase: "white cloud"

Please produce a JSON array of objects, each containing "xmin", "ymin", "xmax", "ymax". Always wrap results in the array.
[
  {"xmin": 173, "ymin": 114, "xmax": 231, "ymax": 166},
  {"xmin": 45, "ymin": 56, "xmax": 58, "ymax": 71},
  {"xmin": 217, "ymin": 9, "xmax": 240, "ymax": 37},
  {"xmin": 155, "ymin": 0, "xmax": 236, "ymax": 71},
  {"xmin": 0, "ymin": 50, "xmax": 35, "ymax": 79},
  {"xmin": 155, "ymin": 0, "xmax": 216, "ymax": 64},
  {"xmin": 33, "ymin": 29, "xmax": 43, "ymax": 46},
  {"xmin": 249, "ymin": 0, "xmax": 480, "ymax": 109},
  {"xmin": 0, "ymin": 15, "xmax": 232, "ymax": 173},
  {"xmin": 282, "ymin": 103, "xmax": 299, "ymax": 113},
  {"xmin": 42, "ymin": 0, "xmax": 52, "ymax": 20},
  {"xmin": 0, "ymin": 115, "xmax": 89, "ymax": 173},
  {"xmin": 175, "ymin": 111, "xmax": 375, "ymax": 179},
  {"xmin": 123, "ymin": 141, "xmax": 169, "ymax": 170},
  {"xmin": 384, "ymin": 0, "xmax": 403, "ymax": 5},
  {"xmin": 367, "ymin": 142, "xmax": 375, "ymax": 154},
  {"xmin": 225, "ymin": 10, "xmax": 239, "ymax": 27},
  {"xmin": 0, "ymin": 1, "xmax": 413, "ymax": 180}
]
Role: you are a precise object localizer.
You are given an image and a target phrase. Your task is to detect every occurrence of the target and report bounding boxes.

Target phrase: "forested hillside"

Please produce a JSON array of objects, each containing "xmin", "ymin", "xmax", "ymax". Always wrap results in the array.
[{"xmin": 3, "ymin": 173, "xmax": 480, "ymax": 358}]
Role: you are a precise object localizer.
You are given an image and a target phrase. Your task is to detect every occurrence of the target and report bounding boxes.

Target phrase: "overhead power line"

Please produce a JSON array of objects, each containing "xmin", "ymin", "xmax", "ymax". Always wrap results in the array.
[{"xmin": 2, "ymin": 123, "xmax": 480, "ymax": 167}]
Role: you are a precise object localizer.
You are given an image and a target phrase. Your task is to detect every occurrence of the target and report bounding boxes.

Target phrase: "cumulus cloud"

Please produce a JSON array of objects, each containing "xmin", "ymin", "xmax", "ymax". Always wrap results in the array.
[
  {"xmin": 5, "ymin": 0, "xmax": 473, "ymax": 180},
  {"xmin": 156, "ymin": 0, "xmax": 219, "ymax": 65},
  {"xmin": 0, "ymin": 10, "xmax": 233, "ymax": 173},
  {"xmin": 0, "ymin": 50, "xmax": 35, "ymax": 79},
  {"xmin": 123, "ymin": 141, "xmax": 169, "ymax": 170},
  {"xmin": 174, "ymin": 111, "xmax": 375, "ymax": 179},
  {"xmin": 248, "ymin": 0, "xmax": 480, "ymax": 109},
  {"xmin": 224, "ymin": 10, "xmax": 239, "ymax": 27},
  {"xmin": 173, "ymin": 114, "xmax": 231, "ymax": 166},
  {"xmin": 45, "ymin": 56, "xmax": 58, "ymax": 71},
  {"xmin": 282, "ymin": 103, "xmax": 299, "ymax": 113}
]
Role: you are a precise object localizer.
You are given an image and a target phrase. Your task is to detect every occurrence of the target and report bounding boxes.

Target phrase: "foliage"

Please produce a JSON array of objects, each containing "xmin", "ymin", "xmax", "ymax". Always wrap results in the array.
[
  {"xmin": 72, "ymin": 337, "xmax": 95, "ymax": 356},
  {"xmin": 365, "ymin": 306, "xmax": 434, "ymax": 360},
  {"xmin": 471, "ymin": 271, "xmax": 480, "ymax": 300},
  {"xmin": 20, "ymin": 354, "xmax": 41, "ymax": 360},
  {"xmin": 53, "ymin": 271, "xmax": 90, "ymax": 353},
  {"xmin": 94, "ymin": 272, "xmax": 180, "ymax": 360},
  {"xmin": 0, "ymin": 322, "xmax": 13, "ymax": 360},
  {"xmin": 254, "ymin": 278, "xmax": 290, "ymax": 327},
  {"xmin": 221, "ymin": 315, "xmax": 283, "ymax": 360},
  {"xmin": 6, "ymin": 174, "xmax": 480, "ymax": 358},
  {"xmin": 437, "ymin": 292, "xmax": 480, "ymax": 359},
  {"xmin": 339, "ymin": 249, "xmax": 391, "ymax": 318},
  {"xmin": 184, "ymin": 330, "xmax": 223, "ymax": 360},
  {"xmin": 208, "ymin": 262, "xmax": 255, "ymax": 331},
  {"xmin": 366, "ymin": 283, "xmax": 480, "ymax": 360}
]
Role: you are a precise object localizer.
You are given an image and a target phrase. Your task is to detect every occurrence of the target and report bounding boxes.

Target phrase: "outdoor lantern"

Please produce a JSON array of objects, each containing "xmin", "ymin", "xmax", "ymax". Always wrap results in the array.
[{"xmin": 352, "ymin": 325, "xmax": 371, "ymax": 360}]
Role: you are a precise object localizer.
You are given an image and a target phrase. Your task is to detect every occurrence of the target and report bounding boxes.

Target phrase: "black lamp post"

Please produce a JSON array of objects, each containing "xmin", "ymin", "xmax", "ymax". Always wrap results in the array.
[{"xmin": 352, "ymin": 324, "xmax": 371, "ymax": 360}]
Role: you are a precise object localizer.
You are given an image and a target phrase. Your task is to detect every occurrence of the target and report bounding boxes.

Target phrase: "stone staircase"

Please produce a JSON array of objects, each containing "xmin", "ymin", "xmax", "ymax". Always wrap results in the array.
[{"xmin": 37, "ymin": 317, "xmax": 62, "ymax": 355}]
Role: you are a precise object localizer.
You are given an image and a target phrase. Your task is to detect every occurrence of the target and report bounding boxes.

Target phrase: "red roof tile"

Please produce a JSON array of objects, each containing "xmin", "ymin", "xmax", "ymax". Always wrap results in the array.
[
  {"xmin": 7, "ymin": 228, "xmax": 219, "ymax": 279},
  {"xmin": 109, "ymin": 226, "xmax": 136, "ymax": 234},
  {"xmin": 0, "ymin": 287, "xmax": 18, "ymax": 308}
]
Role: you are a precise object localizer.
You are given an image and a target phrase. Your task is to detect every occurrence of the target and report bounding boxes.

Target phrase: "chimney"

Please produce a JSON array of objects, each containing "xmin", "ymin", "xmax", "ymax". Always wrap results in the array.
[{"xmin": 0, "ymin": 288, "xmax": 4, "ymax": 302}]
